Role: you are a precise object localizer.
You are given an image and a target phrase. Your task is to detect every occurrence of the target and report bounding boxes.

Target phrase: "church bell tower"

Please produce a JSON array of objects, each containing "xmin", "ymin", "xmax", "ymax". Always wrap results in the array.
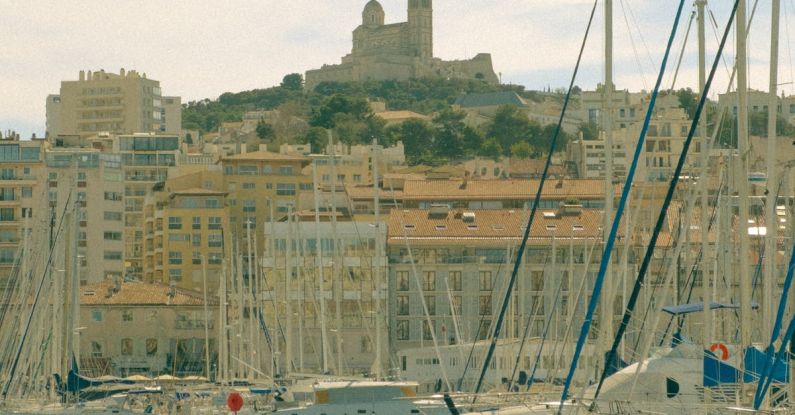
[{"xmin": 408, "ymin": 0, "xmax": 433, "ymax": 59}]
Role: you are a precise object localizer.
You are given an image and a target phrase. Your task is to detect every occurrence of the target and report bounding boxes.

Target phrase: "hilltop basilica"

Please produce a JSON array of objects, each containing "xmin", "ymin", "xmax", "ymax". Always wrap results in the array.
[{"xmin": 305, "ymin": 0, "xmax": 499, "ymax": 90}]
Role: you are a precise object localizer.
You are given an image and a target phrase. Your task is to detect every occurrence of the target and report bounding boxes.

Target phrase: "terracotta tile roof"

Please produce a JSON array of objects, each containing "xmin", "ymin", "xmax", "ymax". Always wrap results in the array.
[
  {"xmin": 401, "ymin": 179, "xmax": 618, "ymax": 201},
  {"xmin": 80, "ymin": 281, "xmax": 217, "ymax": 307},
  {"xmin": 221, "ymin": 151, "xmax": 309, "ymax": 163},
  {"xmin": 387, "ymin": 208, "xmax": 606, "ymax": 247}
]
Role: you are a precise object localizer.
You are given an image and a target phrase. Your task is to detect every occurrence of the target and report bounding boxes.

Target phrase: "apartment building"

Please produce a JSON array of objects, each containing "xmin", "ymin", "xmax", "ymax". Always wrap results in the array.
[
  {"xmin": 45, "ymin": 149, "xmax": 124, "ymax": 284},
  {"xmin": 0, "ymin": 138, "xmax": 47, "ymax": 287},
  {"xmin": 116, "ymin": 133, "xmax": 181, "ymax": 280},
  {"xmin": 142, "ymin": 187, "xmax": 230, "ymax": 293},
  {"xmin": 565, "ymin": 137, "xmax": 628, "ymax": 179},
  {"xmin": 79, "ymin": 280, "xmax": 217, "ymax": 377},
  {"xmin": 220, "ymin": 151, "xmax": 312, "ymax": 250},
  {"xmin": 259, "ymin": 213, "xmax": 387, "ymax": 376},
  {"xmin": 47, "ymin": 69, "xmax": 180, "ymax": 138},
  {"xmin": 385, "ymin": 205, "xmax": 621, "ymax": 354}
]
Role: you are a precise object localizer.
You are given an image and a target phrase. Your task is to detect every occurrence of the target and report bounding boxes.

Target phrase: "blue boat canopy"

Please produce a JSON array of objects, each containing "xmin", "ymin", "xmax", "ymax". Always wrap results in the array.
[{"xmin": 663, "ymin": 302, "xmax": 760, "ymax": 315}]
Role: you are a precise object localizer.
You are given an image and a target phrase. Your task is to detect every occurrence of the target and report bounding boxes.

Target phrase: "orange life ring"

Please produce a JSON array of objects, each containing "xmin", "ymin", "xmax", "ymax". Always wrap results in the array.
[{"xmin": 710, "ymin": 343, "xmax": 729, "ymax": 361}]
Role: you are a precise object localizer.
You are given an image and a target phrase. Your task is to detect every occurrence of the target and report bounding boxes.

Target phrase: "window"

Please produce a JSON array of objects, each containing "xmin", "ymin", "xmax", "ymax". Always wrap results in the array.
[
  {"xmin": 21, "ymin": 187, "xmax": 31, "ymax": 198},
  {"xmin": 169, "ymin": 268, "xmax": 182, "ymax": 281},
  {"xmin": 0, "ymin": 208, "xmax": 14, "ymax": 221},
  {"xmin": 122, "ymin": 310, "xmax": 133, "ymax": 322},
  {"xmin": 0, "ymin": 248, "xmax": 14, "ymax": 265},
  {"xmin": 205, "ymin": 198, "xmax": 220, "ymax": 208},
  {"xmin": 397, "ymin": 320, "xmax": 410, "ymax": 340},
  {"xmin": 91, "ymin": 341, "xmax": 103, "ymax": 358},
  {"xmin": 422, "ymin": 320, "xmax": 433, "ymax": 340},
  {"xmin": 396, "ymin": 271, "xmax": 409, "ymax": 291},
  {"xmin": 146, "ymin": 338, "xmax": 158, "ymax": 356},
  {"xmin": 103, "ymin": 251, "xmax": 122, "ymax": 260},
  {"xmin": 91, "ymin": 310, "xmax": 102, "ymax": 322},
  {"xmin": 276, "ymin": 183, "xmax": 296, "ymax": 196},
  {"xmin": 104, "ymin": 191, "xmax": 122, "ymax": 201},
  {"xmin": 531, "ymin": 296, "xmax": 545, "ymax": 315},
  {"xmin": 192, "ymin": 216, "xmax": 201, "ymax": 229},
  {"xmin": 208, "ymin": 234, "xmax": 223, "ymax": 248},
  {"xmin": 238, "ymin": 165, "xmax": 258, "ymax": 175},
  {"xmin": 425, "ymin": 296, "xmax": 436, "ymax": 315},
  {"xmin": 120, "ymin": 338, "xmax": 133, "ymax": 356},
  {"xmin": 193, "ymin": 251, "xmax": 202, "ymax": 265},
  {"xmin": 242, "ymin": 200, "xmax": 256, "ymax": 213},
  {"xmin": 449, "ymin": 271, "xmax": 462, "ymax": 291},
  {"xmin": 242, "ymin": 182, "xmax": 255, "ymax": 190},
  {"xmin": 422, "ymin": 271, "xmax": 435, "ymax": 291},
  {"xmin": 103, "ymin": 231, "xmax": 122, "ymax": 241},
  {"xmin": 531, "ymin": 271, "xmax": 544, "ymax": 291},
  {"xmin": 208, "ymin": 252, "xmax": 223, "ymax": 265},
  {"xmin": 353, "ymin": 174, "xmax": 362, "ymax": 182},
  {"xmin": 192, "ymin": 234, "xmax": 201, "ymax": 247},
  {"xmin": 169, "ymin": 234, "xmax": 190, "ymax": 242},
  {"xmin": 451, "ymin": 296, "xmax": 463, "ymax": 316},
  {"xmin": 479, "ymin": 296, "xmax": 492, "ymax": 316},
  {"xmin": 279, "ymin": 166, "xmax": 293, "ymax": 175},
  {"xmin": 168, "ymin": 251, "xmax": 182, "ymax": 265},
  {"xmin": 208, "ymin": 217, "xmax": 222, "ymax": 230},
  {"xmin": 397, "ymin": 295, "xmax": 409, "ymax": 315},
  {"xmin": 104, "ymin": 211, "xmax": 122, "ymax": 221},
  {"xmin": 168, "ymin": 216, "xmax": 182, "ymax": 229},
  {"xmin": 479, "ymin": 271, "xmax": 492, "ymax": 291}
]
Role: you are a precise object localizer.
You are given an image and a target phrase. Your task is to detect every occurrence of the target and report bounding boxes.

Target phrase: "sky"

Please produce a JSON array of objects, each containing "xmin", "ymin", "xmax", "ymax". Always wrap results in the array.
[{"xmin": 2, "ymin": 0, "xmax": 794, "ymax": 138}]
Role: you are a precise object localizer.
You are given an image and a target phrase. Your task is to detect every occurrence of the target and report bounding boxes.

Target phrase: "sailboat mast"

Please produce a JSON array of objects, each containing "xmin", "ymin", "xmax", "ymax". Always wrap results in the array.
[
  {"xmin": 601, "ymin": 0, "xmax": 615, "ymax": 371},
  {"xmin": 696, "ymin": 0, "xmax": 713, "ymax": 354},
  {"xmin": 764, "ymin": 0, "xmax": 780, "ymax": 346},
  {"xmin": 736, "ymin": 3, "xmax": 754, "ymax": 403},
  {"xmin": 329, "ymin": 132, "xmax": 344, "ymax": 375},
  {"xmin": 371, "ymin": 138, "xmax": 383, "ymax": 380},
  {"xmin": 313, "ymin": 158, "xmax": 330, "ymax": 374}
]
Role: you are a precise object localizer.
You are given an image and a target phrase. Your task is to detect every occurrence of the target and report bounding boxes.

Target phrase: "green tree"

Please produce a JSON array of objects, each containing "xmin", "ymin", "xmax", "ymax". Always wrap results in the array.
[
  {"xmin": 432, "ymin": 109, "xmax": 467, "ymax": 161},
  {"xmin": 256, "ymin": 119, "xmax": 274, "ymax": 140},
  {"xmin": 281, "ymin": 73, "xmax": 304, "ymax": 91},
  {"xmin": 479, "ymin": 138, "xmax": 503, "ymax": 161},
  {"xmin": 675, "ymin": 88, "xmax": 699, "ymax": 120},
  {"xmin": 310, "ymin": 94, "xmax": 371, "ymax": 129},
  {"xmin": 510, "ymin": 141, "xmax": 534, "ymax": 159},
  {"xmin": 485, "ymin": 105, "xmax": 537, "ymax": 154},
  {"xmin": 579, "ymin": 121, "xmax": 599, "ymax": 141},
  {"xmin": 397, "ymin": 119, "xmax": 434, "ymax": 165},
  {"xmin": 302, "ymin": 127, "xmax": 327, "ymax": 153}
]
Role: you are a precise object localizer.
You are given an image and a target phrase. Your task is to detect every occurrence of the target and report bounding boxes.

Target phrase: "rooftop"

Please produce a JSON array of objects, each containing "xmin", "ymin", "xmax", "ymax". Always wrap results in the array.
[
  {"xmin": 80, "ymin": 280, "xmax": 217, "ymax": 307},
  {"xmin": 387, "ymin": 208, "xmax": 606, "ymax": 246},
  {"xmin": 221, "ymin": 150, "xmax": 310, "ymax": 163},
  {"xmin": 401, "ymin": 179, "xmax": 617, "ymax": 201}
]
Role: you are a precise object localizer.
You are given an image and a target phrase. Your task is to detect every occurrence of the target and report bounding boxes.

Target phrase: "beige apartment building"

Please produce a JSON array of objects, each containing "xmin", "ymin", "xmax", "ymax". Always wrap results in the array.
[
  {"xmin": 79, "ymin": 280, "xmax": 217, "ymax": 377},
  {"xmin": 45, "ymin": 149, "xmax": 125, "ymax": 284},
  {"xmin": 142, "ymin": 187, "xmax": 230, "ymax": 293},
  {"xmin": 385, "ymin": 205, "xmax": 626, "ymax": 354},
  {"xmin": 259, "ymin": 212, "xmax": 388, "ymax": 376},
  {"xmin": 0, "ymin": 138, "xmax": 47, "ymax": 288},
  {"xmin": 46, "ymin": 69, "xmax": 181, "ymax": 138},
  {"xmin": 116, "ymin": 133, "xmax": 181, "ymax": 280}
]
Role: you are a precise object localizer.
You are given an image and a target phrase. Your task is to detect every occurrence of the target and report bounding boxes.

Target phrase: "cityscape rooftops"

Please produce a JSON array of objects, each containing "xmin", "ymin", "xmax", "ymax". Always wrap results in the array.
[
  {"xmin": 401, "ymin": 178, "xmax": 618, "ymax": 201},
  {"xmin": 80, "ymin": 280, "xmax": 217, "ymax": 307}
]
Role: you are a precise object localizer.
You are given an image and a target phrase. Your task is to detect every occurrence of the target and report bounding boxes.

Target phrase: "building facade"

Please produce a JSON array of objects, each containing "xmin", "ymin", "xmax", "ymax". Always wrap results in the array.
[{"xmin": 46, "ymin": 69, "xmax": 181, "ymax": 138}]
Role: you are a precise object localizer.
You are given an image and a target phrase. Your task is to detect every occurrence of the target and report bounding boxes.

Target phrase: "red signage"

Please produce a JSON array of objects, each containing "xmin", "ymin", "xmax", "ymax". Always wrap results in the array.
[{"xmin": 227, "ymin": 392, "xmax": 244, "ymax": 413}]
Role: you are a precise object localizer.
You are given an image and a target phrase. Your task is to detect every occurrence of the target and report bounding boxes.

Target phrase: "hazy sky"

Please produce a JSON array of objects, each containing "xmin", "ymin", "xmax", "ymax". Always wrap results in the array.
[{"xmin": 1, "ymin": 1, "xmax": 792, "ymax": 137}]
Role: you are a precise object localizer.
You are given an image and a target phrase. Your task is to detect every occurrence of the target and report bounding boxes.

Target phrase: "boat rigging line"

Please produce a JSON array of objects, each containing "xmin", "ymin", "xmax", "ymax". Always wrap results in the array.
[
  {"xmin": 589, "ymin": 0, "xmax": 739, "ymax": 405},
  {"xmin": 558, "ymin": 0, "xmax": 688, "ymax": 407},
  {"xmin": 469, "ymin": 0, "xmax": 599, "ymax": 402}
]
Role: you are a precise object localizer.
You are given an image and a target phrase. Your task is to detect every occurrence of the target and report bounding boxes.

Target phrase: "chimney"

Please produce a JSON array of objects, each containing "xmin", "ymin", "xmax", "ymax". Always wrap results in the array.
[
  {"xmin": 120, "ymin": 68, "xmax": 125, "ymax": 77},
  {"xmin": 79, "ymin": 70, "xmax": 85, "ymax": 81},
  {"xmin": 87, "ymin": 70, "xmax": 92, "ymax": 81}
]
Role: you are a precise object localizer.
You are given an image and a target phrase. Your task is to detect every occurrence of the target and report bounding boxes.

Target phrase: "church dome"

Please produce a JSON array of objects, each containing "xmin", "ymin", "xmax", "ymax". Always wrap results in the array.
[{"xmin": 362, "ymin": 0, "xmax": 385, "ymax": 26}]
